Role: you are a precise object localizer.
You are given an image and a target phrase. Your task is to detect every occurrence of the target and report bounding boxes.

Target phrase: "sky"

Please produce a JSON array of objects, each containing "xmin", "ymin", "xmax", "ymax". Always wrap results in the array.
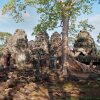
[{"xmin": 0, "ymin": 0, "xmax": 100, "ymax": 45}]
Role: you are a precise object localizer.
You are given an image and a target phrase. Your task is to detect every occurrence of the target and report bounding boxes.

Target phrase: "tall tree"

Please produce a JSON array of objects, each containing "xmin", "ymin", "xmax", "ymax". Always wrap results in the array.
[{"xmin": 2, "ymin": 0, "xmax": 97, "ymax": 75}]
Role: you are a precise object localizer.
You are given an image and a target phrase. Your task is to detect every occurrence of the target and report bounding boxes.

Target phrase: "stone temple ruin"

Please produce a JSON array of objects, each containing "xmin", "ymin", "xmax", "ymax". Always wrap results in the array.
[
  {"xmin": 34, "ymin": 32, "xmax": 49, "ymax": 54},
  {"xmin": 50, "ymin": 32, "xmax": 62, "ymax": 57},
  {"xmin": 2, "ymin": 29, "xmax": 30, "ymax": 68},
  {"xmin": 0, "ymin": 29, "xmax": 99, "ymax": 100},
  {"xmin": 74, "ymin": 30, "xmax": 97, "ymax": 56},
  {"xmin": 4, "ymin": 29, "xmax": 28, "ymax": 53},
  {"xmin": 0, "ymin": 29, "xmax": 98, "ymax": 69}
]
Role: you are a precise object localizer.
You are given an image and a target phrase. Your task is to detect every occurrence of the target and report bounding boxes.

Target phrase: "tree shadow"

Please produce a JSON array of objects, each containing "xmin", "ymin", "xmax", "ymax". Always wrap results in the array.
[
  {"xmin": 0, "ymin": 67, "xmax": 10, "ymax": 83},
  {"xmin": 0, "ymin": 60, "xmax": 100, "ymax": 100}
]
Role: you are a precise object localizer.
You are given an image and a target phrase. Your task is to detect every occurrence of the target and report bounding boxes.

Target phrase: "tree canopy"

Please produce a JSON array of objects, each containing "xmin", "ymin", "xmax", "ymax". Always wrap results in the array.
[
  {"xmin": 2, "ymin": 0, "xmax": 97, "ymax": 34},
  {"xmin": 0, "ymin": 32, "xmax": 12, "ymax": 45}
]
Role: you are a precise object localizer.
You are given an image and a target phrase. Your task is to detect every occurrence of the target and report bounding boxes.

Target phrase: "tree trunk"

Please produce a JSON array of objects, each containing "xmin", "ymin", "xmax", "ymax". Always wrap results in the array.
[{"xmin": 62, "ymin": 17, "xmax": 69, "ymax": 76}]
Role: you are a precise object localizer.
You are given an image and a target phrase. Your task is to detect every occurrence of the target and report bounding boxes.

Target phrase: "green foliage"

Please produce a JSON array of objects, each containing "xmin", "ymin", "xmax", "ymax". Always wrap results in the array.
[
  {"xmin": 0, "ymin": 45, "xmax": 4, "ymax": 54},
  {"xmin": 2, "ymin": 0, "xmax": 97, "ymax": 34},
  {"xmin": 97, "ymin": 32, "xmax": 100, "ymax": 42},
  {"xmin": 95, "ymin": 44, "xmax": 100, "ymax": 55},
  {"xmin": 78, "ymin": 19, "xmax": 95, "ymax": 32},
  {"xmin": 0, "ymin": 32, "xmax": 11, "ymax": 39},
  {"xmin": 2, "ymin": 0, "xmax": 26, "ymax": 22},
  {"xmin": 0, "ymin": 32, "xmax": 12, "ymax": 45}
]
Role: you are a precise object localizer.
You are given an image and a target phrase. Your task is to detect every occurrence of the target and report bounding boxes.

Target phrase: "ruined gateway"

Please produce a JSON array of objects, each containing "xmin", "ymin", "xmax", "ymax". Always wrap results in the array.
[{"xmin": 0, "ymin": 29, "xmax": 98, "ymax": 68}]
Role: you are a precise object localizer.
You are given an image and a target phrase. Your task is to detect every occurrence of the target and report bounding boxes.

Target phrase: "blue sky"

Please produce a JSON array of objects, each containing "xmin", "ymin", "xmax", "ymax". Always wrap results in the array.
[{"xmin": 0, "ymin": 0, "xmax": 100, "ymax": 44}]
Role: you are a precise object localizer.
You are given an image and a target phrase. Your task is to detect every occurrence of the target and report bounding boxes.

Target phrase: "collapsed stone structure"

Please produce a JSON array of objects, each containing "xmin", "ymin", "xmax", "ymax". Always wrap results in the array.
[
  {"xmin": 0, "ymin": 29, "xmax": 100, "ymax": 100},
  {"xmin": 0, "ymin": 29, "xmax": 98, "ymax": 69},
  {"xmin": 0, "ymin": 30, "xmax": 51, "ymax": 69},
  {"xmin": 73, "ymin": 30, "xmax": 97, "ymax": 56},
  {"xmin": 2, "ymin": 29, "xmax": 31, "ymax": 68},
  {"xmin": 29, "ymin": 32, "xmax": 50, "ymax": 66},
  {"xmin": 4, "ymin": 29, "xmax": 28, "ymax": 53}
]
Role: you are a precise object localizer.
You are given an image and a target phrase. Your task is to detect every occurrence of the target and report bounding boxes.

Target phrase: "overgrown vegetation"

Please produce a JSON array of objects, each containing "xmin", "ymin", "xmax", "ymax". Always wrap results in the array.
[{"xmin": 0, "ymin": 32, "xmax": 12, "ymax": 45}]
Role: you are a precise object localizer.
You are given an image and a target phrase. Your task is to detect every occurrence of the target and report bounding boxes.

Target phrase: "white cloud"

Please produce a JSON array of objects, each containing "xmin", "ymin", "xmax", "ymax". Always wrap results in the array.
[{"xmin": 88, "ymin": 14, "xmax": 100, "ymax": 32}]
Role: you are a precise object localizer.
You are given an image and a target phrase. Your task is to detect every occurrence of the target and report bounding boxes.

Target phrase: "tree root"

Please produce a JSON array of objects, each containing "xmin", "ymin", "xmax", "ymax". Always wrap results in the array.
[{"xmin": 65, "ymin": 55, "xmax": 100, "ymax": 74}]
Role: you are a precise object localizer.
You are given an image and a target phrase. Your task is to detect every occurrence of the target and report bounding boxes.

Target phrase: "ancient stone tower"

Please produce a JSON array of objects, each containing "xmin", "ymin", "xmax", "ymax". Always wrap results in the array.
[
  {"xmin": 4, "ymin": 29, "xmax": 28, "ymax": 53},
  {"xmin": 3, "ymin": 29, "xmax": 30, "ymax": 67},
  {"xmin": 50, "ymin": 32, "xmax": 62, "ymax": 57},
  {"xmin": 74, "ymin": 30, "xmax": 97, "ymax": 56},
  {"xmin": 34, "ymin": 32, "xmax": 49, "ymax": 54}
]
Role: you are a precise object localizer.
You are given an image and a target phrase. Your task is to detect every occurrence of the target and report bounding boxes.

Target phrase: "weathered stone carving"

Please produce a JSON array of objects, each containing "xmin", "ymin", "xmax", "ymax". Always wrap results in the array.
[
  {"xmin": 34, "ymin": 32, "xmax": 49, "ymax": 54},
  {"xmin": 4, "ymin": 29, "xmax": 28, "ymax": 53},
  {"xmin": 50, "ymin": 32, "xmax": 62, "ymax": 57},
  {"xmin": 29, "ymin": 32, "xmax": 49, "ymax": 68},
  {"xmin": 1, "ymin": 29, "xmax": 98, "ymax": 69},
  {"xmin": 2, "ymin": 29, "xmax": 30, "ymax": 68},
  {"xmin": 73, "ymin": 30, "xmax": 97, "ymax": 56},
  {"xmin": 28, "ymin": 40, "xmax": 35, "ymax": 50}
]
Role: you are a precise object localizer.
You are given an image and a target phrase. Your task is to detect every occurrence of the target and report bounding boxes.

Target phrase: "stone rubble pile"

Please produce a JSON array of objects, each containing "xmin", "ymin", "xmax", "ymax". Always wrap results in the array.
[
  {"xmin": 12, "ymin": 82, "xmax": 50, "ymax": 100},
  {"xmin": 0, "ymin": 74, "xmax": 50, "ymax": 100}
]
